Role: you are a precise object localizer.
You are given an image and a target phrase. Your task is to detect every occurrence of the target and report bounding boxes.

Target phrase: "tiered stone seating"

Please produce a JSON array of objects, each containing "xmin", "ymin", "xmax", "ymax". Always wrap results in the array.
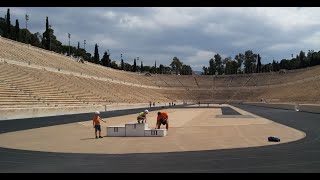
[
  {"xmin": 259, "ymin": 79, "xmax": 320, "ymax": 103},
  {"xmin": 228, "ymin": 75, "xmax": 251, "ymax": 87},
  {"xmin": 214, "ymin": 76, "xmax": 232, "ymax": 88},
  {"xmin": 0, "ymin": 80, "xmax": 49, "ymax": 108},
  {"xmin": 15, "ymin": 66, "xmax": 110, "ymax": 105},
  {"xmin": 2, "ymin": 36, "xmax": 320, "ymax": 106},
  {"xmin": 194, "ymin": 76, "xmax": 214, "ymax": 89},
  {"xmin": 175, "ymin": 75, "xmax": 198, "ymax": 88},
  {"xmin": 156, "ymin": 75, "xmax": 178, "ymax": 87},
  {"xmin": 0, "ymin": 37, "xmax": 167, "ymax": 87},
  {"xmin": 144, "ymin": 75, "xmax": 170, "ymax": 87},
  {"xmin": 0, "ymin": 63, "xmax": 88, "ymax": 107}
]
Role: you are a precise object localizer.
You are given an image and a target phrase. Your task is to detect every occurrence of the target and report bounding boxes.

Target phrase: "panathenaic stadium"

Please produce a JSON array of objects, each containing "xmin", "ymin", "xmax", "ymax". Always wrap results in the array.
[{"xmin": 0, "ymin": 36, "xmax": 320, "ymax": 172}]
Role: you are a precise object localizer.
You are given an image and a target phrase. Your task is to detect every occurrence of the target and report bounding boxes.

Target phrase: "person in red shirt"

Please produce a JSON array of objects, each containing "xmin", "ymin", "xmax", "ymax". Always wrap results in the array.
[
  {"xmin": 93, "ymin": 111, "xmax": 106, "ymax": 139},
  {"xmin": 156, "ymin": 111, "xmax": 169, "ymax": 130}
]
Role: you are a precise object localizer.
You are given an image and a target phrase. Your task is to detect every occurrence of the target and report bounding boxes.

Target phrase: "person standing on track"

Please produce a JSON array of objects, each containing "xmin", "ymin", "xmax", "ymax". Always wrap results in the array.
[{"xmin": 93, "ymin": 111, "xmax": 106, "ymax": 139}]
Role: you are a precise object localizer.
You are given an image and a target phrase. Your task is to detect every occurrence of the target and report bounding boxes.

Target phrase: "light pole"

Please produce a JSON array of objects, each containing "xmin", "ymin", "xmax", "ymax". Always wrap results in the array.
[
  {"xmin": 120, "ymin": 54, "xmax": 123, "ymax": 69},
  {"xmin": 25, "ymin": 13, "xmax": 29, "ymax": 43},
  {"xmin": 215, "ymin": 72, "xmax": 218, "ymax": 102},
  {"xmin": 25, "ymin": 14, "xmax": 29, "ymax": 30},
  {"xmin": 211, "ymin": 73, "xmax": 214, "ymax": 103},
  {"xmin": 68, "ymin": 33, "xmax": 71, "ymax": 56},
  {"xmin": 136, "ymin": 57, "xmax": 140, "ymax": 72},
  {"xmin": 106, "ymin": 49, "xmax": 110, "ymax": 66}
]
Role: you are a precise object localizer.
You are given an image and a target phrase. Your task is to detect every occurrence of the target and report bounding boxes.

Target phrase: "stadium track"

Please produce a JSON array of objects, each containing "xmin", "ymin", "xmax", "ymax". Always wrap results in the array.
[{"xmin": 0, "ymin": 104, "xmax": 320, "ymax": 173}]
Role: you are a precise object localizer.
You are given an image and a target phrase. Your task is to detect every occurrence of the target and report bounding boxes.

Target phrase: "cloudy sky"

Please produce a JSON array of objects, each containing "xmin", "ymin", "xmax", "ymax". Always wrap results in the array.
[{"xmin": 1, "ymin": 7, "xmax": 320, "ymax": 71}]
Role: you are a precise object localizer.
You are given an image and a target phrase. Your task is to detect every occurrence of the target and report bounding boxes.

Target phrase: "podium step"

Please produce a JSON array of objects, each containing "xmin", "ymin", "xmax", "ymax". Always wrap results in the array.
[{"xmin": 106, "ymin": 123, "xmax": 167, "ymax": 137}]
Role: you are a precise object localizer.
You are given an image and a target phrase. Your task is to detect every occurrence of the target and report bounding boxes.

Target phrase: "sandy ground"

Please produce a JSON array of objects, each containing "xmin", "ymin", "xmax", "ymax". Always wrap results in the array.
[{"xmin": 0, "ymin": 104, "xmax": 305, "ymax": 154}]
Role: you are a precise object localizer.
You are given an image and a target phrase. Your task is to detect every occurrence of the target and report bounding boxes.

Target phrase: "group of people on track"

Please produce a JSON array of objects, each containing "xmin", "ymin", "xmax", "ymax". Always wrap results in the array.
[
  {"xmin": 92, "ymin": 109, "xmax": 169, "ymax": 139},
  {"xmin": 136, "ymin": 109, "xmax": 169, "ymax": 130}
]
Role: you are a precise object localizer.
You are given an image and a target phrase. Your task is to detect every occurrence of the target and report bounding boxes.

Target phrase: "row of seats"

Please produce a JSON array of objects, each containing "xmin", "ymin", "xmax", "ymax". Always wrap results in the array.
[
  {"xmin": 1, "ymin": 36, "xmax": 320, "ymax": 107},
  {"xmin": 2, "ymin": 61, "xmax": 320, "ymax": 108}
]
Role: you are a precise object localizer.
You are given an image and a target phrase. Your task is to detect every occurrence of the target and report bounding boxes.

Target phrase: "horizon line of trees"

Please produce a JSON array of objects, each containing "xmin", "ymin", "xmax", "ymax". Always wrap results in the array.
[{"xmin": 202, "ymin": 50, "xmax": 320, "ymax": 75}]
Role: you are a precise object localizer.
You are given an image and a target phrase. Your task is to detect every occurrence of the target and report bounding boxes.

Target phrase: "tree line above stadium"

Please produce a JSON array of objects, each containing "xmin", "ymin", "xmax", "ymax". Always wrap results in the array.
[
  {"xmin": 203, "ymin": 50, "xmax": 320, "ymax": 75},
  {"xmin": 1, "ymin": 8, "xmax": 320, "ymax": 76},
  {"xmin": 0, "ymin": 9, "xmax": 193, "ymax": 75}
]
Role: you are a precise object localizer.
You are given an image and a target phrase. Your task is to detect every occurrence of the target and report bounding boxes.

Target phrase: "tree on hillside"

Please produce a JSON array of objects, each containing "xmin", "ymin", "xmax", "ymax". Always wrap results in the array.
[
  {"xmin": 244, "ymin": 50, "xmax": 257, "ymax": 74},
  {"xmin": 18, "ymin": 28, "xmax": 30, "ymax": 45},
  {"xmin": 73, "ymin": 47, "xmax": 88, "ymax": 60},
  {"xmin": 170, "ymin": 57, "xmax": 183, "ymax": 75},
  {"xmin": 0, "ymin": 17, "xmax": 5, "ymax": 36},
  {"xmin": 143, "ymin": 66, "xmax": 151, "ymax": 73},
  {"xmin": 101, "ymin": 51, "xmax": 109, "ymax": 67},
  {"xmin": 309, "ymin": 50, "xmax": 320, "ymax": 66},
  {"xmin": 45, "ymin": 17, "xmax": 50, "ymax": 50},
  {"xmin": 159, "ymin": 64, "xmax": 164, "ymax": 74},
  {"xmin": 106, "ymin": 51, "xmax": 111, "ymax": 67},
  {"xmin": 150, "ymin": 66, "xmax": 156, "ymax": 74},
  {"xmin": 4, "ymin": 8, "xmax": 11, "ymax": 38},
  {"xmin": 77, "ymin": 42, "xmax": 80, "ymax": 49},
  {"xmin": 272, "ymin": 60, "xmax": 280, "ymax": 72},
  {"xmin": 15, "ymin": 27, "xmax": 42, "ymax": 48},
  {"xmin": 181, "ymin": 64, "xmax": 192, "ymax": 75},
  {"xmin": 111, "ymin": 61, "xmax": 118, "ymax": 69},
  {"xmin": 28, "ymin": 32, "xmax": 42, "ymax": 47},
  {"xmin": 279, "ymin": 59, "xmax": 291, "ymax": 70},
  {"xmin": 262, "ymin": 63, "xmax": 272, "ymax": 72},
  {"xmin": 42, "ymin": 26, "xmax": 63, "ymax": 52},
  {"xmin": 93, "ymin": 44, "xmax": 100, "ymax": 64},
  {"xmin": 256, "ymin": 54, "xmax": 262, "ymax": 73},
  {"xmin": 14, "ymin": 19, "xmax": 20, "ymax": 41},
  {"xmin": 121, "ymin": 59, "xmax": 124, "ymax": 70},
  {"xmin": 62, "ymin": 45, "xmax": 77, "ymax": 56},
  {"xmin": 299, "ymin": 50, "xmax": 309, "ymax": 68},
  {"xmin": 202, "ymin": 66, "xmax": 208, "ymax": 75},
  {"xmin": 124, "ymin": 62, "xmax": 132, "ymax": 71},
  {"xmin": 107, "ymin": 50, "xmax": 111, "ymax": 67},
  {"xmin": 133, "ymin": 58, "xmax": 137, "ymax": 72},
  {"xmin": 235, "ymin": 53, "xmax": 244, "ymax": 73},
  {"xmin": 222, "ymin": 57, "xmax": 231, "ymax": 65},
  {"xmin": 214, "ymin": 53, "xmax": 223, "ymax": 75},
  {"xmin": 229, "ymin": 60, "xmax": 238, "ymax": 74},
  {"xmin": 101, "ymin": 50, "xmax": 111, "ymax": 67},
  {"xmin": 140, "ymin": 61, "xmax": 143, "ymax": 72},
  {"xmin": 222, "ymin": 57, "xmax": 231, "ymax": 74},
  {"xmin": 85, "ymin": 52, "xmax": 92, "ymax": 62},
  {"xmin": 42, "ymin": 17, "xmax": 50, "ymax": 50},
  {"xmin": 291, "ymin": 55, "xmax": 301, "ymax": 69},
  {"xmin": 208, "ymin": 58, "xmax": 215, "ymax": 75},
  {"xmin": 314, "ymin": 51, "xmax": 320, "ymax": 66},
  {"xmin": 223, "ymin": 57, "xmax": 237, "ymax": 75}
]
